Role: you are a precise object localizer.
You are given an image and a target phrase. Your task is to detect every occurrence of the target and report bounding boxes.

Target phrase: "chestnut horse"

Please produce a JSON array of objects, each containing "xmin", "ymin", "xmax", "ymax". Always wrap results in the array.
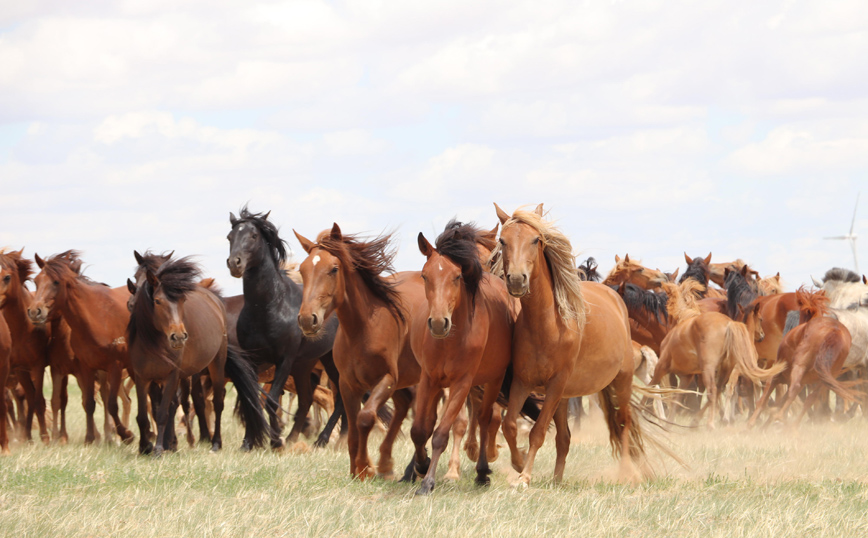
[
  {"xmin": 295, "ymin": 224, "xmax": 423, "ymax": 479},
  {"xmin": 409, "ymin": 221, "xmax": 514, "ymax": 495},
  {"xmin": 493, "ymin": 203, "xmax": 646, "ymax": 485},
  {"xmin": 28, "ymin": 251, "xmax": 134, "ymax": 445},
  {"xmin": 748, "ymin": 287, "xmax": 858, "ymax": 427},
  {"xmin": 0, "ymin": 313, "xmax": 9, "ymax": 453},
  {"xmin": 128, "ymin": 257, "xmax": 267, "ymax": 455},
  {"xmin": 603, "ymin": 254, "xmax": 669, "ymax": 290},
  {"xmin": 680, "ymin": 253, "xmax": 725, "ymax": 298}
]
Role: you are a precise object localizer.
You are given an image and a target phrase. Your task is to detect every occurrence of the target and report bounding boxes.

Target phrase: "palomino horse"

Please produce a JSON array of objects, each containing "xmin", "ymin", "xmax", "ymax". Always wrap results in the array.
[
  {"xmin": 0, "ymin": 313, "xmax": 9, "ymax": 453},
  {"xmin": 493, "ymin": 203, "xmax": 645, "ymax": 485},
  {"xmin": 295, "ymin": 224, "xmax": 423, "ymax": 479},
  {"xmin": 128, "ymin": 257, "xmax": 267, "ymax": 455},
  {"xmin": 748, "ymin": 287, "xmax": 858, "ymax": 428},
  {"xmin": 650, "ymin": 280, "xmax": 782, "ymax": 428},
  {"xmin": 603, "ymin": 254, "xmax": 669, "ymax": 290},
  {"xmin": 227, "ymin": 207, "xmax": 343, "ymax": 449},
  {"xmin": 28, "ymin": 251, "xmax": 134, "ymax": 445},
  {"xmin": 409, "ymin": 221, "xmax": 514, "ymax": 495}
]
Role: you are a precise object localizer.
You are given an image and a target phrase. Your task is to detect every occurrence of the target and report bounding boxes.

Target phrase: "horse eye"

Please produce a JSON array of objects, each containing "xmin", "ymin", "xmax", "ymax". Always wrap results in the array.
[
  {"xmin": 499, "ymin": 238, "xmax": 505, "ymax": 245},
  {"xmin": 532, "ymin": 237, "xmax": 539, "ymax": 245},
  {"xmin": 2, "ymin": 275, "xmax": 9, "ymax": 282},
  {"xmin": 154, "ymin": 299, "xmax": 162, "ymax": 305},
  {"xmin": 53, "ymin": 280, "xmax": 59, "ymax": 286},
  {"xmin": 329, "ymin": 266, "xmax": 338, "ymax": 275}
]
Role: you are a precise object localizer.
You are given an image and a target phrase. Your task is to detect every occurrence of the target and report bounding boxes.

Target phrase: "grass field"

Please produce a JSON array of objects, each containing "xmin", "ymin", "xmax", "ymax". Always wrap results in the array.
[{"xmin": 2, "ymin": 384, "xmax": 868, "ymax": 537}]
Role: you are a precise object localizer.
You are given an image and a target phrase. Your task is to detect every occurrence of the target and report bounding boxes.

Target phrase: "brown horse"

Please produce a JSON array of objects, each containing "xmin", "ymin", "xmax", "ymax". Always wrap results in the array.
[
  {"xmin": 493, "ymin": 203, "xmax": 644, "ymax": 486},
  {"xmin": 127, "ymin": 257, "xmax": 267, "ymax": 455},
  {"xmin": 748, "ymin": 287, "xmax": 858, "ymax": 428},
  {"xmin": 409, "ymin": 221, "xmax": 514, "ymax": 495},
  {"xmin": 0, "ymin": 312, "xmax": 9, "ymax": 454},
  {"xmin": 681, "ymin": 253, "xmax": 725, "ymax": 298},
  {"xmin": 295, "ymin": 224, "xmax": 424, "ymax": 479},
  {"xmin": 28, "ymin": 251, "xmax": 135, "ymax": 445},
  {"xmin": 650, "ymin": 280, "xmax": 783, "ymax": 428},
  {"xmin": 758, "ymin": 273, "xmax": 783, "ymax": 295},
  {"xmin": 603, "ymin": 254, "xmax": 669, "ymax": 290}
]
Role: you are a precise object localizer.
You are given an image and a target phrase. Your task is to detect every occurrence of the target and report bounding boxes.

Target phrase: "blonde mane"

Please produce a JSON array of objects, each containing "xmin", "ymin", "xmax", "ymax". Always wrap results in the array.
[
  {"xmin": 603, "ymin": 256, "xmax": 646, "ymax": 286},
  {"xmin": 491, "ymin": 208, "xmax": 586, "ymax": 329},
  {"xmin": 661, "ymin": 280, "xmax": 705, "ymax": 323}
]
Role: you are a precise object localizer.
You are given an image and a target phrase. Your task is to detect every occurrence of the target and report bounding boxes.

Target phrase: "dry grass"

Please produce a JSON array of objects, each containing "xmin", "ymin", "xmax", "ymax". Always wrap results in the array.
[{"xmin": 2, "ymin": 387, "xmax": 868, "ymax": 537}]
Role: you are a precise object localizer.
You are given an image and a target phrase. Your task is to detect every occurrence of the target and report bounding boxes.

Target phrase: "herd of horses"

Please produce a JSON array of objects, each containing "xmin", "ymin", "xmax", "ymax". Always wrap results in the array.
[{"xmin": 1, "ymin": 203, "xmax": 867, "ymax": 495}]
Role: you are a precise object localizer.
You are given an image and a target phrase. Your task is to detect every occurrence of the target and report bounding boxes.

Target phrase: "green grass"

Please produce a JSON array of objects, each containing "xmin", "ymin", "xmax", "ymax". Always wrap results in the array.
[{"xmin": 3, "ymin": 382, "xmax": 868, "ymax": 537}]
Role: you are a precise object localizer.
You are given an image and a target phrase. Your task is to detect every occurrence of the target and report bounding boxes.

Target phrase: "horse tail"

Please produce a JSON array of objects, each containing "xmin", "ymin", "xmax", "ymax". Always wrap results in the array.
[
  {"xmin": 724, "ymin": 322, "xmax": 785, "ymax": 382},
  {"xmin": 813, "ymin": 332, "xmax": 863, "ymax": 405},
  {"xmin": 225, "ymin": 345, "xmax": 268, "ymax": 449}
]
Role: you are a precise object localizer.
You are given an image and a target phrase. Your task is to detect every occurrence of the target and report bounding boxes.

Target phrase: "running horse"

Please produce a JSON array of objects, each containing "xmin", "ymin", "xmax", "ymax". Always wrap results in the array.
[
  {"xmin": 0, "ymin": 310, "xmax": 9, "ymax": 453},
  {"xmin": 294, "ymin": 224, "xmax": 424, "ymax": 479},
  {"xmin": 28, "ymin": 251, "xmax": 134, "ymax": 445},
  {"xmin": 493, "ymin": 203, "xmax": 646, "ymax": 485},
  {"xmin": 227, "ymin": 207, "xmax": 343, "ymax": 449},
  {"xmin": 409, "ymin": 221, "xmax": 514, "ymax": 495},
  {"xmin": 127, "ymin": 257, "xmax": 267, "ymax": 455},
  {"xmin": 603, "ymin": 254, "xmax": 669, "ymax": 290}
]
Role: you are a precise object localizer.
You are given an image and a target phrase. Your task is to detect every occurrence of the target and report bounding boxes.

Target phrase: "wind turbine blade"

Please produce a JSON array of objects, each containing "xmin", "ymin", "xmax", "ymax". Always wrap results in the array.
[
  {"xmin": 850, "ymin": 192, "xmax": 860, "ymax": 235},
  {"xmin": 852, "ymin": 237, "xmax": 860, "ymax": 274},
  {"xmin": 825, "ymin": 236, "xmax": 849, "ymax": 240}
]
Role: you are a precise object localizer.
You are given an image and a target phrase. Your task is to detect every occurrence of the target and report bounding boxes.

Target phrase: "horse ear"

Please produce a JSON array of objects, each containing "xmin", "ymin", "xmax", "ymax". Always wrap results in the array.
[
  {"xmin": 670, "ymin": 267, "xmax": 679, "ymax": 281},
  {"xmin": 330, "ymin": 223, "xmax": 342, "ymax": 241},
  {"xmin": 775, "ymin": 272, "xmax": 781, "ymax": 280},
  {"xmin": 34, "ymin": 253, "xmax": 45, "ymax": 268},
  {"xmin": 624, "ymin": 253, "xmax": 630, "ymax": 263},
  {"xmin": 863, "ymin": 275, "xmax": 867, "ymax": 285},
  {"xmin": 145, "ymin": 269, "xmax": 159, "ymax": 289},
  {"xmin": 126, "ymin": 278, "xmax": 137, "ymax": 295},
  {"xmin": 417, "ymin": 233, "xmax": 434, "ymax": 258},
  {"xmin": 811, "ymin": 275, "xmax": 823, "ymax": 288},
  {"xmin": 684, "ymin": 252, "xmax": 693, "ymax": 265},
  {"xmin": 482, "ymin": 224, "xmax": 499, "ymax": 241},
  {"xmin": 229, "ymin": 212, "xmax": 239, "ymax": 227},
  {"xmin": 167, "ymin": 250, "xmax": 174, "ymax": 260},
  {"xmin": 724, "ymin": 267, "xmax": 732, "ymax": 278},
  {"xmin": 263, "ymin": 210, "xmax": 271, "ymax": 220},
  {"xmin": 293, "ymin": 230, "xmax": 315, "ymax": 254},
  {"xmin": 617, "ymin": 281, "xmax": 626, "ymax": 296},
  {"xmin": 534, "ymin": 203, "xmax": 544, "ymax": 216},
  {"xmin": 741, "ymin": 264, "xmax": 749, "ymax": 277},
  {"xmin": 134, "ymin": 250, "xmax": 145, "ymax": 266},
  {"xmin": 615, "ymin": 254, "xmax": 621, "ymax": 263},
  {"xmin": 704, "ymin": 253, "xmax": 712, "ymax": 265},
  {"xmin": 494, "ymin": 203, "xmax": 510, "ymax": 225}
]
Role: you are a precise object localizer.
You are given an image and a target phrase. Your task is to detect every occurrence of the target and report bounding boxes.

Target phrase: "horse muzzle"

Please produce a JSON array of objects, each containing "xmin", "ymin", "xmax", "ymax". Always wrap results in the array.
[
  {"xmin": 297, "ymin": 311, "xmax": 324, "ymax": 338},
  {"xmin": 427, "ymin": 316, "xmax": 452, "ymax": 339},
  {"xmin": 227, "ymin": 256, "xmax": 245, "ymax": 278},
  {"xmin": 27, "ymin": 305, "xmax": 49, "ymax": 325},
  {"xmin": 169, "ymin": 330, "xmax": 188, "ymax": 349},
  {"xmin": 506, "ymin": 273, "xmax": 529, "ymax": 298}
]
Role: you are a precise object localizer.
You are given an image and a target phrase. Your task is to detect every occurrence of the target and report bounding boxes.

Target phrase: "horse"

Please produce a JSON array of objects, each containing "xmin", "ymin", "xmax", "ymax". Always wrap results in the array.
[
  {"xmin": 649, "ymin": 280, "xmax": 783, "ymax": 428},
  {"xmin": 0, "ymin": 313, "xmax": 9, "ymax": 454},
  {"xmin": 577, "ymin": 257, "xmax": 602, "ymax": 282},
  {"xmin": 295, "ymin": 224, "xmax": 424, "ymax": 479},
  {"xmin": 408, "ymin": 220, "xmax": 515, "ymax": 495},
  {"xmin": 758, "ymin": 273, "xmax": 783, "ymax": 295},
  {"xmin": 615, "ymin": 282, "xmax": 671, "ymax": 353},
  {"xmin": 603, "ymin": 254, "xmax": 669, "ymax": 290},
  {"xmin": 680, "ymin": 253, "xmax": 724, "ymax": 298},
  {"xmin": 708, "ymin": 259, "xmax": 759, "ymax": 289},
  {"xmin": 492, "ymin": 203, "xmax": 651, "ymax": 485},
  {"xmin": 227, "ymin": 207, "xmax": 344, "ymax": 449},
  {"xmin": 814, "ymin": 268, "xmax": 868, "ymax": 383},
  {"xmin": 127, "ymin": 257, "xmax": 267, "ymax": 455},
  {"xmin": 748, "ymin": 287, "xmax": 858, "ymax": 428},
  {"xmin": 28, "ymin": 250, "xmax": 135, "ymax": 445}
]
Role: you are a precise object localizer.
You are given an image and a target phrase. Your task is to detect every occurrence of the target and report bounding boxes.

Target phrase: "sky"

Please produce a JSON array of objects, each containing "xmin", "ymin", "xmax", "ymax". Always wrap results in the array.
[{"xmin": 1, "ymin": 0, "xmax": 866, "ymax": 296}]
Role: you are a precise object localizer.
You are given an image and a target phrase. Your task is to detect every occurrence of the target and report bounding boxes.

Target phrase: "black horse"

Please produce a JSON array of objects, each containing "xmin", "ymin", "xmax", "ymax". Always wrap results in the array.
[{"xmin": 227, "ymin": 206, "xmax": 344, "ymax": 449}]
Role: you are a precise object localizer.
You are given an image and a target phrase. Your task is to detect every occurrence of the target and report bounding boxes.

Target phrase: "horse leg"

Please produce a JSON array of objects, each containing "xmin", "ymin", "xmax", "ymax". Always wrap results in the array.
[
  {"xmin": 748, "ymin": 375, "xmax": 777, "ymax": 428},
  {"xmin": 190, "ymin": 373, "xmax": 211, "ymax": 444},
  {"xmin": 355, "ymin": 374, "xmax": 397, "ymax": 479},
  {"xmin": 134, "ymin": 377, "xmax": 153, "ymax": 455},
  {"xmin": 49, "ymin": 366, "xmax": 67, "ymax": 444},
  {"xmin": 286, "ymin": 370, "xmax": 314, "ymax": 445},
  {"xmin": 107, "ymin": 363, "xmax": 134, "ymax": 443},
  {"xmin": 408, "ymin": 381, "xmax": 438, "ymax": 484},
  {"xmin": 340, "ymin": 382, "xmax": 363, "ymax": 478},
  {"xmin": 701, "ymin": 366, "xmax": 718, "ymax": 430},
  {"xmin": 26, "ymin": 370, "xmax": 50, "ymax": 445},
  {"xmin": 164, "ymin": 391, "xmax": 180, "ymax": 452},
  {"xmin": 795, "ymin": 386, "xmax": 823, "ymax": 426},
  {"xmin": 178, "ymin": 376, "xmax": 195, "ymax": 447},
  {"xmin": 314, "ymin": 352, "xmax": 344, "ymax": 448},
  {"xmin": 445, "ymin": 397, "xmax": 468, "ymax": 481},
  {"xmin": 153, "ymin": 371, "xmax": 180, "ymax": 457},
  {"xmin": 501, "ymin": 379, "xmax": 533, "ymax": 474},
  {"xmin": 517, "ymin": 374, "xmax": 569, "ymax": 487},
  {"xmin": 463, "ymin": 390, "xmax": 480, "ymax": 463},
  {"xmin": 569, "ymin": 396, "xmax": 583, "ymax": 433},
  {"xmin": 770, "ymin": 365, "xmax": 806, "ymax": 427},
  {"xmin": 487, "ymin": 404, "xmax": 502, "ymax": 462},
  {"xmin": 76, "ymin": 365, "xmax": 98, "ymax": 444},
  {"xmin": 474, "ymin": 379, "xmax": 504, "ymax": 486},
  {"xmin": 551, "ymin": 399, "xmax": 571, "ymax": 484},
  {"xmin": 0, "ymin": 363, "xmax": 8, "ymax": 454},
  {"xmin": 378, "ymin": 387, "xmax": 411, "ymax": 479},
  {"xmin": 122, "ymin": 375, "xmax": 134, "ymax": 427},
  {"xmin": 723, "ymin": 368, "xmax": 740, "ymax": 426},
  {"xmin": 416, "ymin": 379, "xmax": 472, "ymax": 496}
]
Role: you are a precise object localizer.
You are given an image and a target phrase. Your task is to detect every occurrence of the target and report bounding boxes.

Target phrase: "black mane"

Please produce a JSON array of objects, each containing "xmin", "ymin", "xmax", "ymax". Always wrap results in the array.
[
  {"xmin": 823, "ymin": 267, "xmax": 861, "ymax": 284},
  {"xmin": 236, "ymin": 205, "xmax": 288, "ymax": 266},
  {"xmin": 615, "ymin": 282, "xmax": 669, "ymax": 326},
  {"xmin": 577, "ymin": 257, "xmax": 601, "ymax": 282},
  {"xmin": 725, "ymin": 268, "xmax": 757, "ymax": 321},
  {"xmin": 435, "ymin": 219, "xmax": 485, "ymax": 308}
]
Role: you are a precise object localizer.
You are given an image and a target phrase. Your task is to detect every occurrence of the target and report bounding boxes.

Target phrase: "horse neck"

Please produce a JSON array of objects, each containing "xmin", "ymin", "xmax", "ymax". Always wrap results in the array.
[
  {"xmin": 242, "ymin": 253, "xmax": 294, "ymax": 305},
  {"xmin": 519, "ymin": 252, "xmax": 563, "ymax": 330},
  {"xmin": 336, "ymin": 269, "xmax": 393, "ymax": 334},
  {"xmin": 61, "ymin": 279, "xmax": 126, "ymax": 350},
  {"xmin": 1, "ymin": 283, "xmax": 36, "ymax": 338}
]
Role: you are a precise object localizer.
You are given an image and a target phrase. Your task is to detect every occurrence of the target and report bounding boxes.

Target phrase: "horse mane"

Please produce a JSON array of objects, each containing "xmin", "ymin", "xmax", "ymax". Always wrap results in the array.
[
  {"xmin": 435, "ymin": 220, "xmax": 485, "ymax": 308},
  {"xmin": 315, "ymin": 229, "xmax": 405, "ymax": 324},
  {"xmin": 615, "ymin": 282, "xmax": 669, "ymax": 326},
  {"xmin": 679, "ymin": 255, "xmax": 710, "ymax": 291},
  {"xmin": 491, "ymin": 208, "xmax": 586, "ymax": 328},
  {"xmin": 40, "ymin": 250, "xmax": 106, "ymax": 287},
  {"xmin": 823, "ymin": 267, "xmax": 861, "ymax": 284},
  {"xmin": 135, "ymin": 250, "xmax": 173, "ymax": 276},
  {"xmin": 0, "ymin": 248, "xmax": 34, "ymax": 283},
  {"xmin": 602, "ymin": 256, "xmax": 643, "ymax": 286},
  {"xmin": 758, "ymin": 273, "xmax": 783, "ymax": 295},
  {"xmin": 578, "ymin": 257, "xmax": 601, "ymax": 282},
  {"xmin": 795, "ymin": 286, "xmax": 829, "ymax": 322},
  {"xmin": 236, "ymin": 205, "xmax": 288, "ymax": 266},
  {"xmin": 280, "ymin": 260, "xmax": 304, "ymax": 285},
  {"xmin": 128, "ymin": 257, "xmax": 203, "ymax": 362},
  {"xmin": 725, "ymin": 268, "xmax": 757, "ymax": 321},
  {"xmin": 662, "ymin": 280, "xmax": 704, "ymax": 322}
]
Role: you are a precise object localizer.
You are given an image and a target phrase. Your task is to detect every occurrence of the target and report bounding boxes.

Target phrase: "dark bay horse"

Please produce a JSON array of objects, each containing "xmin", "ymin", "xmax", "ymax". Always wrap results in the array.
[
  {"xmin": 493, "ymin": 203, "xmax": 646, "ymax": 485},
  {"xmin": 410, "ymin": 221, "xmax": 514, "ymax": 495},
  {"xmin": 128, "ymin": 257, "xmax": 267, "ymax": 455},
  {"xmin": 28, "ymin": 251, "xmax": 134, "ymax": 445},
  {"xmin": 295, "ymin": 224, "xmax": 424, "ymax": 479},
  {"xmin": 227, "ymin": 207, "xmax": 342, "ymax": 449}
]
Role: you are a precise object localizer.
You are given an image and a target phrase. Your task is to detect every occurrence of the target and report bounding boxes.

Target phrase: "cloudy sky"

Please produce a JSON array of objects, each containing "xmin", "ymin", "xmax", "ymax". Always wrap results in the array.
[{"xmin": 1, "ymin": 0, "xmax": 865, "ymax": 296}]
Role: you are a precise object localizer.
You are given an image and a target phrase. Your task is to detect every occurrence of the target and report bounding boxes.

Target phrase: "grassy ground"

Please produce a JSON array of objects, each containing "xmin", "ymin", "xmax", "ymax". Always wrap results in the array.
[{"xmin": 2, "ymin": 384, "xmax": 868, "ymax": 537}]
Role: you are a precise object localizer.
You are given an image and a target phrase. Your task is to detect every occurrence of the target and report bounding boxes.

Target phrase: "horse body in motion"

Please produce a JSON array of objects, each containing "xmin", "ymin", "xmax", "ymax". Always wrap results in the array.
[
  {"xmin": 127, "ymin": 257, "xmax": 267, "ymax": 455},
  {"xmin": 409, "ymin": 221, "xmax": 514, "ymax": 495},
  {"xmin": 295, "ymin": 224, "xmax": 423, "ymax": 479},
  {"xmin": 28, "ymin": 251, "xmax": 134, "ymax": 445},
  {"xmin": 493, "ymin": 203, "xmax": 644, "ymax": 486},
  {"xmin": 227, "ymin": 207, "xmax": 341, "ymax": 449},
  {"xmin": 0, "ymin": 312, "xmax": 9, "ymax": 453}
]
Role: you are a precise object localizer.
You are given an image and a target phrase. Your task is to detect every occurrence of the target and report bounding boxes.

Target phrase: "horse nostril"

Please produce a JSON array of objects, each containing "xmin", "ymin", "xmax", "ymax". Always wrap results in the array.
[
  {"xmin": 428, "ymin": 318, "xmax": 433, "ymax": 331},
  {"xmin": 182, "ymin": 332, "xmax": 188, "ymax": 340},
  {"xmin": 226, "ymin": 258, "xmax": 231, "ymax": 268},
  {"xmin": 522, "ymin": 274, "xmax": 528, "ymax": 283},
  {"xmin": 311, "ymin": 314, "xmax": 318, "ymax": 327}
]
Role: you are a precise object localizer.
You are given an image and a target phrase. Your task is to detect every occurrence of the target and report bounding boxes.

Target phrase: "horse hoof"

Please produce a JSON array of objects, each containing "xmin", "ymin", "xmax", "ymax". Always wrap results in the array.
[
  {"xmin": 415, "ymin": 478, "xmax": 435, "ymax": 496},
  {"xmin": 211, "ymin": 443, "xmax": 222, "ymax": 453},
  {"xmin": 444, "ymin": 471, "xmax": 460, "ymax": 482},
  {"xmin": 475, "ymin": 468, "xmax": 492, "ymax": 487},
  {"xmin": 414, "ymin": 457, "xmax": 431, "ymax": 478},
  {"xmin": 271, "ymin": 438, "xmax": 285, "ymax": 451},
  {"xmin": 139, "ymin": 442, "xmax": 154, "ymax": 455},
  {"xmin": 240, "ymin": 440, "xmax": 252, "ymax": 453}
]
